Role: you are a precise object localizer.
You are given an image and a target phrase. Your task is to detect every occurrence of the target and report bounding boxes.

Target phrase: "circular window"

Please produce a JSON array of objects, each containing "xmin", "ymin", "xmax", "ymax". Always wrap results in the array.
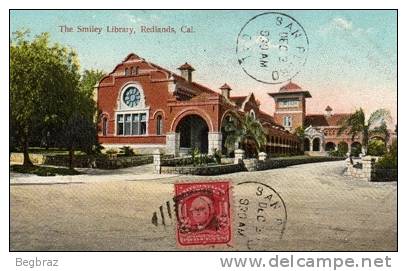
[{"xmin": 123, "ymin": 86, "xmax": 141, "ymax": 107}]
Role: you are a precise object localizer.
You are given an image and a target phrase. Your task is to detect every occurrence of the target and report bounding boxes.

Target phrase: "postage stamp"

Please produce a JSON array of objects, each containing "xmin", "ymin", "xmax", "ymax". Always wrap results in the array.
[
  {"xmin": 174, "ymin": 181, "xmax": 231, "ymax": 246},
  {"xmin": 236, "ymin": 12, "xmax": 309, "ymax": 84},
  {"xmin": 9, "ymin": 10, "xmax": 397, "ymax": 253}
]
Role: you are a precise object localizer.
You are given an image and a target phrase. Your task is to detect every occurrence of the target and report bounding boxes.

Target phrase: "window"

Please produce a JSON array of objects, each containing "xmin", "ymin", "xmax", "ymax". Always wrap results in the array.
[
  {"xmin": 278, "ymin": 98, "xmax": 299, "ymax": 108},
  {"xmin": 156, "ymin": 115, "xmax": 163, "ymax": 135},
  {"xmin": 117, "ymin": 115, "xmax": 124, "ymax": 135},
  {"xmin": 283, "ymin": 116, "xmax": 292, "ymax": 128},
  {"xmin": 125, "ymin": 68, "xmax": 130, "ymax": 76},
  {"xmin": 116, "ymin": 113, "xmax": 147, "ymax": 135},
  {"xmin": 123, "ymin": 86, "xmax": 141, "ymax": 107},
  {"xmin": 102, "ymin": 117, "xmax": 108, "ymax": 136},
  {"xmin": 124, "ymin": 114, "xmax": 131, "ymax": 135}
]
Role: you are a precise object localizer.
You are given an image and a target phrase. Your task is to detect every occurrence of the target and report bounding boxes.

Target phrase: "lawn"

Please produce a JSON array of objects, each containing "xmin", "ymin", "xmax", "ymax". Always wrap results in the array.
[{"xmin": 10, "ymin": 165, "xmax": 81, "ymax": 176}]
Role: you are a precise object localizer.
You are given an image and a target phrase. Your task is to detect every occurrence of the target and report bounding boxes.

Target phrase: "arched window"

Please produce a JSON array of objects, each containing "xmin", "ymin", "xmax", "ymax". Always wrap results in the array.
[
  {"xmin": 125, "ymin": 68, "xmax": 130, "ymax": 76},
  {"xmin": 249, "ymin": 109, "xmax": 256, "ymax": 119},
  {"xmin": 102, "ymin": 117, "xmax": 108, "ymax": 136},
  {"xmin": 156, "ymin": 115, "xmax": 163, "ymax": 135},
  {"xmin": 283, "ymin": 115, "xmax": 292, "ymax": 128}
]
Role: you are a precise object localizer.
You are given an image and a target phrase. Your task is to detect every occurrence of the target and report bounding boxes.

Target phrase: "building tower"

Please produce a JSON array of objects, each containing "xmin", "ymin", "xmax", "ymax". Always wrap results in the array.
[{"xmin": 268, "ymin": 82, "xmax": 312, "ymax": 132}]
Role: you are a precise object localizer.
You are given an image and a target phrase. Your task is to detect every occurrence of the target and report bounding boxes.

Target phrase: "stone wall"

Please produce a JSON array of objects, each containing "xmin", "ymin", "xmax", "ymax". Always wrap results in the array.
[
  {"xmin": 344, "ymin": 155, "xmax": 379, "ymax": 182},
  {"xmin": 251, "ymin": 156, "xmax": 344, "ymax": 171},
  {"xmin": 160, "ymin": 163, "xmax": 242, "ymax": 175}
]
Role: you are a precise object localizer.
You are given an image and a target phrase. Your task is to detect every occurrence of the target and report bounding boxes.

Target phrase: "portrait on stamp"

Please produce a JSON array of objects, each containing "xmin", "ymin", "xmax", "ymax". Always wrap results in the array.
[{"xmin": 10, "ymin": 10, "xmax": 397, "ymax": 252}]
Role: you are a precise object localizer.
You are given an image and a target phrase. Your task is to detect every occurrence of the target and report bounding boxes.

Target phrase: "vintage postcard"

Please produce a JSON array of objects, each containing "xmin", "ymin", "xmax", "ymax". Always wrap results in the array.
[{"xmin": 9, "ymin": 10, "xmax": 397, "ymax": 252}]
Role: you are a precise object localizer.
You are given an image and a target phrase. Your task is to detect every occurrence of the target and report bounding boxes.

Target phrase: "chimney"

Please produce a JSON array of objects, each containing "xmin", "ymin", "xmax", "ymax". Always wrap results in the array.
[
  {"xmin": 325, "ymin": 105, "xmax": 333, "ymax": 117},
  {"xmin": 178, "ymin": 62, "xmax": 195, "ymax": 83},
  {"xmin": 220, "ymin": 83, "xmax": 232, "ymax": 99}
]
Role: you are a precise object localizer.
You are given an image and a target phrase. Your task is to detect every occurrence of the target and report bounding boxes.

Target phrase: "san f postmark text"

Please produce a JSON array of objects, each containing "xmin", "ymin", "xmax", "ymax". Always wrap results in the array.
[{"xmin": 236, "ymin": 12, "xmax": 309, "ymax": 84}]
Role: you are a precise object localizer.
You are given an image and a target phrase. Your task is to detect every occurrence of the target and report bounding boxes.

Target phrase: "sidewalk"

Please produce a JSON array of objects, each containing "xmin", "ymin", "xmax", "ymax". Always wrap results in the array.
[{"xmin": 10, "ymin": 164, "xmax": 179, "ymax": 185}]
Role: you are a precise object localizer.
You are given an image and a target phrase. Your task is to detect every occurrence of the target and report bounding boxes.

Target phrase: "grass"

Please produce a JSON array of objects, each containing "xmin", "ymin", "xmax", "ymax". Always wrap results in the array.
[{"xmin": 10, "ymin": 165, "xmax": 81, "ymax": 176}]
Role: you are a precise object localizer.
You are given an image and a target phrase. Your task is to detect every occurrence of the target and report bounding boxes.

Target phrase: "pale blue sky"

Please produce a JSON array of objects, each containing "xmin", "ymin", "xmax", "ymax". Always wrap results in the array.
[{"xmin": 10, "ymin": 10, "xmax": 397, "ymax": 121}]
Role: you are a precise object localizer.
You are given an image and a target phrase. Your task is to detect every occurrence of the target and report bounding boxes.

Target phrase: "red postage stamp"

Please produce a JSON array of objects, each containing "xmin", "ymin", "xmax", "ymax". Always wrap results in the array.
[{"xmin": 174, "ymin": 181, "xmax": 231, "ymax": 246}]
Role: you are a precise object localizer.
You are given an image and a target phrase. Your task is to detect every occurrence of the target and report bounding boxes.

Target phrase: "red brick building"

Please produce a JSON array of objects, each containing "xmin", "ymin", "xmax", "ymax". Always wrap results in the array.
[
  {"xmin": 97, "ymin": 53, "xmax": 299, "ymax": 155},
  {"xmin": 268, "ymin": 82, "xmax": 390, "ymax": 155}
]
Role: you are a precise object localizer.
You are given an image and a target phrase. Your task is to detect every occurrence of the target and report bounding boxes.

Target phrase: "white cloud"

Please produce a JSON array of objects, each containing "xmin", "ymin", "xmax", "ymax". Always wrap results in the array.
[{"xmin": 332, "ymin": 17, "xmax": 353, "ymax": 31}]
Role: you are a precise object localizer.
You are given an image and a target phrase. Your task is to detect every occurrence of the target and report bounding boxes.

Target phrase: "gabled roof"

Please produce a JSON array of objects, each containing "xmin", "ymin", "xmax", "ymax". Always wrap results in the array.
[
  {"xmin": 305, "ymin": 113, "xmax": 350, "ymax": 127},
  {"xmin": 229, "ymin": 96, "xmax": 247, "ymax": 107}
]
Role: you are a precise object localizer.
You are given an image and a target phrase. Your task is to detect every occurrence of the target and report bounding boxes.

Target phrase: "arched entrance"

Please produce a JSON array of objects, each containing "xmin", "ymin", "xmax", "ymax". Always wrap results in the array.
[
  {"xmin": 325, "ymin": 142, "xmax": 336, "ymax": 151},
  {"xmin": 175, "ymin": 114, "xmax": 209, "ymax": 153},
  {"xmin": 312, "ymin": 138, "xmax": 321, "ymax": 151},
  {"xmin": 338, "ymin": 141, "xmax": 349, "ymax": 154},
  {"xmin": 304, "ymin": 138, "xmax": 310, "ymax": 151}
]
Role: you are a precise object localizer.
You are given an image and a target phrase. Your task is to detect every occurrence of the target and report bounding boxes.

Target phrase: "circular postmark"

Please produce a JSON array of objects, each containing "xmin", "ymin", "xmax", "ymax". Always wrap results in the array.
[
  {"xmin": 236, "ymin": 12, "xmax": 309, "ymax": 84},
  {"xmin": 233, "ymin": 181, "xmax": 287, "ymax": 250}
]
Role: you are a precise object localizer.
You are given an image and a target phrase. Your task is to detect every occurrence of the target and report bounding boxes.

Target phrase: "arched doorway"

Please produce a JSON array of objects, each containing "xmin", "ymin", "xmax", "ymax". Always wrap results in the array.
[
  {"xmin": 304, "ymin": 138, "xmax": 310, "ymax": 151},
  {"xmin": 338, "ymin": 141, "xmax": 349, "ymax": 154},
  {"xmin": 175, "ymin": 114, "xmax": 209, "ymax": 153},
  {"xmin": 312, "ymin": 138, "xmax": 321, "ymax": 151},
  {"xmin": 325, "ymin": 142, "xmax": 336, "ymax": 151}
]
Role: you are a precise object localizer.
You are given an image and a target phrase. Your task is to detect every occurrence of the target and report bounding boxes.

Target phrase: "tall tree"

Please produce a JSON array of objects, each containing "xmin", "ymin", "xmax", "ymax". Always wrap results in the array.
[
  {"xmin": 223, "ymin": 113, "xmax": 267, "ymax": 157},
  {"xmin": 338, "ymin": 108, "xmax": 392, "ymax": 154},
  {"xmin": 57, "ymin": 70, "xmax": 105, "ymax": 168},
  {"xmin": 10, "ymin": 30, "xmax": 80, "ymax": 165}
]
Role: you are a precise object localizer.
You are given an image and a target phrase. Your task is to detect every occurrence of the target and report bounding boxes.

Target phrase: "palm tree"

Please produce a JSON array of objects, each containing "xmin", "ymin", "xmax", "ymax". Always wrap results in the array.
[
  {"xmin": 338, "ymin": 108, "xmax": 392, "ymax": 154},
  {"xmin": 223, "ymin": 113, "xmax": 267, "ymax": 157}
]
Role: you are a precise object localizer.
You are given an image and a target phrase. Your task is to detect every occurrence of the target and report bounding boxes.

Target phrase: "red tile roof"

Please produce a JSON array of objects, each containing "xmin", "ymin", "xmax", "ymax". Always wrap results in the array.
[
  {"xmin": 229, "ymin": 96, "xmax": 247, "ymax": 107},
  {"xmin": 178, "ymin": 62, "xmax": 195, "ymax": 71},
  {"xmin": 305, "ymin": 114, "xmax": 350, "ymax": 127},
  {"xmin": 258, "ymin": 110, "xmax": 275, "ymax": 123},
  {"xmin": 268, "ymin": 82, "xmax": 312, "ymax": 98},
  {"xmin": 280, "ymin": 82, "xmax": 302, "ymax": 92},
  {"xmin": 220, "ymin": 83, "xmax": 231, "ymax": 90}
]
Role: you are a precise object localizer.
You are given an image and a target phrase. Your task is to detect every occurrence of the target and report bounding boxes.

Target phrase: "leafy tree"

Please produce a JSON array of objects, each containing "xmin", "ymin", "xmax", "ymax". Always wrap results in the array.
[
  {"xmin": 223, "ymin": 113, "xmax": 267, "ymax": 158},
  {"xmin": 55, "ymin": 70, "xmax": 105, "ymax": 168},
  {"xmin": 78, "ymin": 69, "xmax": 105, "ymax": 122},
  {"xmin": 10, "ymin": 30, "xmax": 80, "ymax": 166},
  {"xmin": 58, "ymin": 111, "xmax": 98, "ymax": 169},
  {"xmin": 294, "ymin": 126, "xmax": 305, "ymax": 152},
  {"xmin": 338, "ymin": 108, "xmax": 392, "ymax": 155}
]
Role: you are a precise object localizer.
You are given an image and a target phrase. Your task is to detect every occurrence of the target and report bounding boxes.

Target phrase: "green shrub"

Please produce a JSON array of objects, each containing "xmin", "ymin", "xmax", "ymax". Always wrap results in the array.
[
  {"xmin": 376, "ymin": 139, "xmax": 397, "ymax": 169},
  {"xmin": 367, "ymin": 139, "xmax": 386, "ymax": 156},
  {"xmin": 190, "ymin": 147, "xmax": 201, "ymax": 166},
  {"xmin": 351, "ymin": 144, "xmax": 362, "ymax": 157},
  {"xmin": 105, "ymin": 148, "xmax": 118, "ymax": 158},
  {"xmin": 11, "ymin": 165, "xmax": 81, "ymax": 176},
  {"xmin": 212, "ymin": 148, "xmax": 222, "ymax": 164},
  {"xmin": 119, "ymin": 146, "xmax": 135, "ymax": 156},
  {"xmin": 329, "ymin": 149, "xmax": 346, "ymax": 157}
]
